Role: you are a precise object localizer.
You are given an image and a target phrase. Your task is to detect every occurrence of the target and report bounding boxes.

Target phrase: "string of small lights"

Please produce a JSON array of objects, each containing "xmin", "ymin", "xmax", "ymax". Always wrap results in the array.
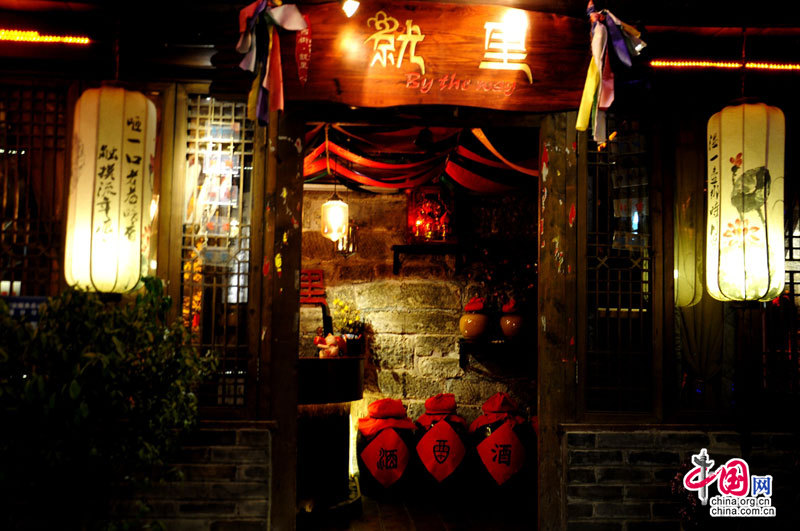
[
  {"xmin": 651, "ymin": 59, "xmax": 800, "ymax": 71},
  {"xmin": 0, "ymin": 29, "xmax": 90, "ymax": 45}
]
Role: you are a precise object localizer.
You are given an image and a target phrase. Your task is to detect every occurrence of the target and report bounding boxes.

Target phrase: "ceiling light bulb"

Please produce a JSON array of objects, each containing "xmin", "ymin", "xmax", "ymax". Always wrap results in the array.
[{"xmin": 343, "ymin": 0, "xmax": 360, "ymax": 18}]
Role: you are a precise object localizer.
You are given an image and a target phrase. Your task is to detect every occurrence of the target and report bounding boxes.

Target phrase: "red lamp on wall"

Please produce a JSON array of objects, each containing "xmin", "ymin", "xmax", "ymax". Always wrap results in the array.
[{"xmin": 406, "ymin": 186, "xmax": 453, "ymax": 243}]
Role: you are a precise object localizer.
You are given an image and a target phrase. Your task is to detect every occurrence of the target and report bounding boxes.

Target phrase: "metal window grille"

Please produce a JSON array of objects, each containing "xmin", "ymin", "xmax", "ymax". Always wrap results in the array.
[
  {"xmin": 0, "ymin": 84, "xmax": 69, "ymax": 297},
  {"xmin": 585, "ymin": 116, "xmax": 653, "ymax": 412},
  {"xmin": 761, "ymin": 200, "xmax": 800, "ymax": 397},
  {"xmin": 181, "ymin": 95, "xmax": 254, "ymax": 408}
]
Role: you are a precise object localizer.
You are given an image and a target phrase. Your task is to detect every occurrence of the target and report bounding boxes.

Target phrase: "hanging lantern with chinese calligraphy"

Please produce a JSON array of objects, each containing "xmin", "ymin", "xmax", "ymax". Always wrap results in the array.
[
  {"xmin": 706, "ymin": 103, "xmax": 785, "ymax": 301},
  {"xmin": 321, "ymin": 193, "xmax": 348, "ymax": 242},
  {"xmin": 64, "ymin": 86, "xmax": 157, "ymax": 293}
]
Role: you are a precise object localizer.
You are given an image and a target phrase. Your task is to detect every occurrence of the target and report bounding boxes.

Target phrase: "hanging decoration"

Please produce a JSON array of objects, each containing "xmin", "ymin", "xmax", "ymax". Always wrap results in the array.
[
  {"xmin": 334, "ymin": 223, "xmax": 358, "ymax": 256},
  {"xmin": 320, "ymin": 126, "xmax": 349, "ymax": 242},
  {"xmin": 303, "ymin": 125, "xmax": 538, "ymax": 193},
  {"xmin": 706, "ymin": 103, "xmax": 785, "ymax": 302},
  {"xmin": 236, "ymin": 1, "xmax": 307, "ymax": 122},
  {"xmin": 64, "ymin": 86, "xmax": 157, "ymax": 293},
  {"xmin": 295, "ymin": 15, "xmax": 311, "ymax": 86},
  {"xmin": 321, "ymin": 195, "xmax": 349, "ymax": 242},
  {"xmin": 406, "ymin": 186, "xmax": 454, "ymax": 242},
  {"xmin": 575, "ymin": 1, "xmax": 646, "ymax": 142}
]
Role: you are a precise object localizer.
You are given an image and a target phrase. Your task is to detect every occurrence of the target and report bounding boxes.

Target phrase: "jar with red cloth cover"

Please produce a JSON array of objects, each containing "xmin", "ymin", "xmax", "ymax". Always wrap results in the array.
[
  {"xmin": 356, "ymin": 398, "xmax": 417, "ymax": 497},
  {"xmin": 468, "ymin": 392, "xmax": 536, "ymax": 505},
  {"xmin": 412, "ymin": 393, "xmax": 469, "ymax": 499}
]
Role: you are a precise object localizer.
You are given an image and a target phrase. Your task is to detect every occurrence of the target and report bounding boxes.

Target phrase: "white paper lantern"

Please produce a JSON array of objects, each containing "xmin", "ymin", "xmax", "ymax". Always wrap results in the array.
[
  {"xmin": 321, "ymin": 194, "xmax": 348, "ymax": 242},
  {"xmin": 64, "ymin": 87, "xmax": 157, "ymax": 293},
  {"xmin": 706, "ymin": 103, "xmax": 785, "ymax": 301}
]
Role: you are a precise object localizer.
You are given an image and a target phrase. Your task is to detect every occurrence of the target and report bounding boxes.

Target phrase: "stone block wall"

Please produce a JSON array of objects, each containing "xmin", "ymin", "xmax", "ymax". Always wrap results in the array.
[
  {"xmin": 112, "ymin": 422, "xmax": 273, "ymax": 531},
  {"xmin": 564, "ymin": 427, "xmax": 800, "ymax": 530},
  {"xmin": 301, "ymin": 190, "xmax": 537, "ymax": 424}
]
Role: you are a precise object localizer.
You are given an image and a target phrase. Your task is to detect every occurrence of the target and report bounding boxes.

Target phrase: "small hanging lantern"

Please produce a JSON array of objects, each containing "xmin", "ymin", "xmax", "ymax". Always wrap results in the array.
[
  {"xmin": 706, "ymin": 102, "xmax": 785, "ymax": 301},
  {"xmin": 319, "ymin": 124, "xmax": 349, "ymax": 242},
  {"xmin": 334, "ymin": 223, "xmax": 358, "ymax": 256},
  {"xmin": 64, "ymin": 86, "xmax": 157, "ymax": 293},
  {"xmin": 321, "ymin": 193, "xmax": 349, "ymax": 242}
]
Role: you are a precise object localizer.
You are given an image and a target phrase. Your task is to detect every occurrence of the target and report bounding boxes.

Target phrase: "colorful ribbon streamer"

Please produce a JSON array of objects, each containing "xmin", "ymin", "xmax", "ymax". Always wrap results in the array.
[
  {"xmin": 469, "ymin": 129, "xmax": 540, "ymax": 176},
  {"xmin": 576, "ymin": 1, "xmax": 646, "ymax": 142}
]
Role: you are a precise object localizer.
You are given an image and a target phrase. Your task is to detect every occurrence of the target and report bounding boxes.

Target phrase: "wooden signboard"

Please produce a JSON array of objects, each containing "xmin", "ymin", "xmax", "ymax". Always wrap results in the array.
[{"xmin": 280, "ymin": 2, "xmax": 590, "ymax": 112}]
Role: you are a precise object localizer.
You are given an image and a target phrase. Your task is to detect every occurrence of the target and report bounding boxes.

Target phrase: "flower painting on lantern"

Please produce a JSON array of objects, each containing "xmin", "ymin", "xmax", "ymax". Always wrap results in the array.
[{"xmin": 706, "ymin": 103, "xmax": 785, "ymax": 302}]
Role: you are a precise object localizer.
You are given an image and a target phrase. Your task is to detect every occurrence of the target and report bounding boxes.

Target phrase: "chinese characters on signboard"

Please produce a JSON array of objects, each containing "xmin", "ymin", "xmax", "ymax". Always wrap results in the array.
[
  {"xmin": 479, "ymin": 16, "xmax": 533, "ymax": 82},
  {"xmin": 364, "ymin": 8, "xmax": 533, "ymax": 97}
]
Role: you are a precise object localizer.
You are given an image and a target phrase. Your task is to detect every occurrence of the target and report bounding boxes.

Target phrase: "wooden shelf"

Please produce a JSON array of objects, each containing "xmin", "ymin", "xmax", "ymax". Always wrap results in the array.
[
  {"xmin": 391, "ymin": 243, "xmax": 462, "ymax": 274},
  {"xmin": 458, "ymin": 336, "xmax": 536, "ymax": 379}
]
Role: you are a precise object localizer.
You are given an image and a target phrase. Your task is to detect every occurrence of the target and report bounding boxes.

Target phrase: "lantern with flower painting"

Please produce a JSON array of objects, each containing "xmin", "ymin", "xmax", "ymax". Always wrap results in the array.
[
  {"xmin": 706, "ymin": 103, "xmax": 785, "ymax": 302},
  {"xmin": 64, "ymin": 87, "xmax": 157, "ymax": 293}
]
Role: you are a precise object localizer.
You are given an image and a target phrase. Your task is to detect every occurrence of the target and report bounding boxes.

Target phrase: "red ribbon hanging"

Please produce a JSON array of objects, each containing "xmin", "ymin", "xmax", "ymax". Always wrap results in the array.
[
  {"xmin": 304, "ymin": 158, "xmax": 442, "ymax": 189},
  {"xmin": 305, "ymin": 140, "xmax": 444, "ymax": 171},
  {"xmin": 445, "ymin": 161, "xmax": 515, "ymax": 193}
]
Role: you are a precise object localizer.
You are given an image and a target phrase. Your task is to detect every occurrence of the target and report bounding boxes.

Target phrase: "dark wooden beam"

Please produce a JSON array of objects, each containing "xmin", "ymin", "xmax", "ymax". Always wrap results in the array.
[
  {"xmin": 263, "ymin": 109, "xmax": 304, "ymax": 529},
  {"xmin": 537, "ymin": 112, "xmax": 579, "ymax": 530}
]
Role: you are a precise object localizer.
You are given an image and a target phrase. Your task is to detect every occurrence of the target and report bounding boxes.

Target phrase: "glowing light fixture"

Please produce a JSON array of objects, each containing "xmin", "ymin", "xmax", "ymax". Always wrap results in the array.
[
  {"xmin": 706, "ymin": 103, "xmax": 785, "ymax": 301},
  {"xmin": 64, "ymin": 86, "xmax": 157, "ymax": 293},
  {"xmin": 0, "ymin": 28, "xmax": 90, "ymax": 45},
  {"xmin": 501, "ymin": 9, "xmax": 529, "ymax": 42},
  {"xmin": 321, "ymin": 193, "xmax": 349, "ymax": 242},
  {"xmin": 651, "ymin": 59, "xmax": 800, "ymax": 71},
  {"xmin": 320, "ymin": 125, "xmax": 349, "ymax": 242},
  {"xmin": 342, "ymin": 0, "xmax": 360, "ymax": 18}
]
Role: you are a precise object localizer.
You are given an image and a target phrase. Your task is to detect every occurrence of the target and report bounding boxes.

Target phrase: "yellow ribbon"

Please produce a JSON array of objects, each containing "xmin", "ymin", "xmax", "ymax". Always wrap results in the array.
[
  {"xmin": 576, "ymin": 58, "xmax": 600, "ymax": 132},
  {"xmin": 469, "ymin": 128, "xmax": 540, "ymax": 177}
]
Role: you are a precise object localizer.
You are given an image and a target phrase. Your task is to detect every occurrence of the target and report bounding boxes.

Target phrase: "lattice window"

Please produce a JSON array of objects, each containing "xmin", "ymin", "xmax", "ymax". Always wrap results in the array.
[
  {"xmin": 181, "ymin": 95, "xmax": 254, "ymax": 408},
  {"xmin": 761, "ymin": 200, "xmax": 800, "ymax": 397},
  {"xmin": 0, "ymin": 84, "xmax": 69, "ymax": 297},
  {"xmin": 585, "ymin": 116, "xmax": 653, "ymax": 412}
]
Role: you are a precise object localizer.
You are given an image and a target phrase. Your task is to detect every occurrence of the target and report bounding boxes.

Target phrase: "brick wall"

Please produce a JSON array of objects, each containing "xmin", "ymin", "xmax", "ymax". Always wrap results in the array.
[
  {"xmin": 564, "ymin": 427, "xmax": 800, "ymax": 530},
  {"xmin": 301, "ymin": 190, "xmax": 537, "ymax": 424},
  {"xmin": 112, "ymin": 422, "xmax": 273, "ymax": 530}
]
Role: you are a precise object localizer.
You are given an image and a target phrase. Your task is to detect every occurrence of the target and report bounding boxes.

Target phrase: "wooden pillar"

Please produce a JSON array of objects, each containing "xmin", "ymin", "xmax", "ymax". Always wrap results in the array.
[
  {"xmin": 262, "ymin": 109, "xmax": 304, "ymax": 530},
  {"xmin": 538, "ymin": 112, "xmax": 580, "ymax": 530}
]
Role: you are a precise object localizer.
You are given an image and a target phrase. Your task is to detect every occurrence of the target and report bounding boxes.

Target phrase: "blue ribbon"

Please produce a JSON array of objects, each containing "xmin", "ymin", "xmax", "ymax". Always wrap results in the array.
[{"xmin": 604, "ymin": 16, "xmax": 632, "ymax": 67}]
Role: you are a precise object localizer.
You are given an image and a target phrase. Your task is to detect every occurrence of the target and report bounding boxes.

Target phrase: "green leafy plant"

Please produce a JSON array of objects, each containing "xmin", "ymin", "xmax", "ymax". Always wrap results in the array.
[
  {"xmin": 331, "ymin": 298, "xmax": 364, "ymax": 336},
  {"xmin": 0, "ymin": 277, "xmax": 217, "ymax": 528}
]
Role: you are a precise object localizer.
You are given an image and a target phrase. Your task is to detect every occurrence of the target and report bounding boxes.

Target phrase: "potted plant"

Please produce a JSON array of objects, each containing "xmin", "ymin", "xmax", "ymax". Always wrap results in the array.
[
  {"xmin": 0, "ymin": 278, "xmax": 217, "ymax": 528},
  {"xmin": 332, "ymin": 298, "xmax": 365, "ymax": 355},
  {"xmin": 459, "ymin": 296, "xmax": 488, "ymax": 340}
]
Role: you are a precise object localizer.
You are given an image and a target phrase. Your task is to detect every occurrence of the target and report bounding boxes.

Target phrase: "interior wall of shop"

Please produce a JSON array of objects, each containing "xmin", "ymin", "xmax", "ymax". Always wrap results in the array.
[{"xmin": 299, "ymin": 189, "xmax": 539, "ymax": 424}]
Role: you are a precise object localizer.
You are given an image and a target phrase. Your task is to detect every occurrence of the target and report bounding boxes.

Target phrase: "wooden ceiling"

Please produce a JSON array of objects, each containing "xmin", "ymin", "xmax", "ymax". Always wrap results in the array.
[{"xmin": 1, "ymin": 1, "xmax": 798, "ymax": 86}]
